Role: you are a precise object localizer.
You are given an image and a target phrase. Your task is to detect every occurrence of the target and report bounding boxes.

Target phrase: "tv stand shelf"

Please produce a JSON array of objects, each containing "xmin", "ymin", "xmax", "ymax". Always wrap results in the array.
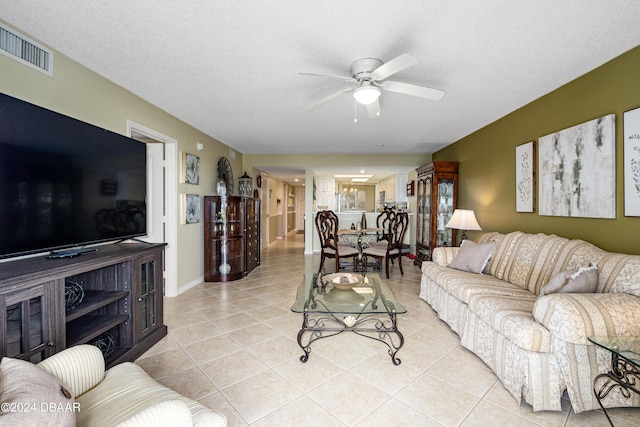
[
  {"xmin": 65, "ymin": 290, "xmax": 130, "ymax": 322},
  {"xmin": 0, "ymin": 243, "xmax": 167, "ymax": 368}
]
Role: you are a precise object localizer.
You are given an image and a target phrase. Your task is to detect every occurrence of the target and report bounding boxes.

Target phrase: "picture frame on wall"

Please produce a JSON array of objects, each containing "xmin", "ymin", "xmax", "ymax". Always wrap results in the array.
[
  {"xmin": 181, "ymin": 194, "xmax": 200, "ymax": 224},
  {"xmin": 515, "ymin": 141, "xmax": 535, "ymax": 212},
  {"xmin": 538, "ymin": 114, "xmax": 616, "ymax": 219},
  {"xmin": 183, "ymin": 152, "xmax": 200, "ymax": 185},
  {"xmin": 624, "ymin": 106, "xmax": 640, "ymax": 216}
]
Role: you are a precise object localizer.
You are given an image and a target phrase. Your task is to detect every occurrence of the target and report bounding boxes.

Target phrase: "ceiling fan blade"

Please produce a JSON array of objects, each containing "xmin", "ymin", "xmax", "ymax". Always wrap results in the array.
[
  {"xmin": 298, "ymin": 72, "xmax": 356, "ymax": 83},
  {"xmin": 370, "ymin": 54, "xmax": 418, "ymax": 81},
  {"xmin": 381, "ymin": 80, "xmax": 445, "ymax": 101},
  {"xmin": 306, "ymin": 88, "xmax": 353, "ymax": 110},
  {"xmin": 366, "ymin": 98, "xmax": 382, "ymax": 119}
]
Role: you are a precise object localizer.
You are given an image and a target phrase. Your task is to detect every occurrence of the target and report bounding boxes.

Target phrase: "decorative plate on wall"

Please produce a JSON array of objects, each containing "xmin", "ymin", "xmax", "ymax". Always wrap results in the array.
[
  {"xmin": 256, "ymin": 175, "xmax": 262, "ymax": 188},
  {"xmin": 217, "ymin": 157, "xmax": 234, "ymax": 196}
]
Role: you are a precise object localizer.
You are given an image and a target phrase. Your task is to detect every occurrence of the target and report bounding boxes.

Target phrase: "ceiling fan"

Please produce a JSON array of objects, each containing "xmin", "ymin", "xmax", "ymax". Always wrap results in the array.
[{"xmin": 299, "ymin": 54, "xmax": 444, "ymax": 120}]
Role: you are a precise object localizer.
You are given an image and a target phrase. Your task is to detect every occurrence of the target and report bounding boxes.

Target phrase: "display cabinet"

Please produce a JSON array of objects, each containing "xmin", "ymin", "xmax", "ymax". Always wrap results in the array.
[
  {"xmin": 414, "ymin": 161, "xmax": 458, "ymax": 265},
  {"xmin": 245, "ymin": 197, "xmax": 261, "ymax": 274},
  {"xmin": 204, "ymin": 196, "xmax": 260, "ymax": 282},
  {"xmin": 0, "ymin": 243, "xmax": 167, "ymax": 368}
]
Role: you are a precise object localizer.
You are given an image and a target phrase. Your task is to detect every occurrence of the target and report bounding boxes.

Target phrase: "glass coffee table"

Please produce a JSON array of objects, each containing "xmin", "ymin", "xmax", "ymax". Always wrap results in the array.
[
  {"xmin": 588, "ymin": 336, "xmax": 640, "ymax": 426},
  {"xmin": 291, "ymin": 272, "xmax": 406, "ymax": 365}
]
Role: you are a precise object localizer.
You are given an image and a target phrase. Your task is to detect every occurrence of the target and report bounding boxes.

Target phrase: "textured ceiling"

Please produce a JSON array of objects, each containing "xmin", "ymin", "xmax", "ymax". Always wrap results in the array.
[{"xmin": 2, "ymin": 1, "xmax": 640, "ymax": 178}]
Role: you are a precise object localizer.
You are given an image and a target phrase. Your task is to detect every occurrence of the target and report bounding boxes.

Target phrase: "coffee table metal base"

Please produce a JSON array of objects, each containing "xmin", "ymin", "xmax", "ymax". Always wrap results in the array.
[
  {"xmin": 593, "ymin": 353, "xmax": 640, "ymax": 426},
  {"xmin": 296, "ymin": 311, "xmax": 404, "ymax": 365}
]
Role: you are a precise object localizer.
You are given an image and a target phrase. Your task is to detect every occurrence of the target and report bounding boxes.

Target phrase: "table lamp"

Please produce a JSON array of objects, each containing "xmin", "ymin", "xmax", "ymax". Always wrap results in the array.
[{"xmin": 445, "ymin": 209, "xmax": 482, "ymax": 242}]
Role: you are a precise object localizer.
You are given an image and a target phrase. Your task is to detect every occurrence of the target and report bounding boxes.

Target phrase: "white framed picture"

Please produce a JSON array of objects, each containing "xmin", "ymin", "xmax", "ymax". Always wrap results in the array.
[
  {"xmin": 624, "ymin": 106, "xmax": 640, "ymax": 216},
  {"xmin": 538, "ymin": 114, "xmax": 616, "ymax": 219},
  {"xmin": 515, "ymin": 141, "xmax": 535, "ymax": 212},
  {"xmin": 183, "ymin": 152, "xmax": 200, "ymax": 185}
]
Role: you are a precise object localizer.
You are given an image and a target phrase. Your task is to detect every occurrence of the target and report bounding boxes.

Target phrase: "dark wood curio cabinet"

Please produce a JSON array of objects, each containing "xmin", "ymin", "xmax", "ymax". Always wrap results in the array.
[
  {"xmin": 0, "ymin": 243, "xmax": 167, "ymax": 368},
  {"xmin": 204, "ymin": 196, "xmax": 260, "ymax": 282},
  {"xmin": 414, "ymin": 161, "xmax": 458, "ymax": 265}
]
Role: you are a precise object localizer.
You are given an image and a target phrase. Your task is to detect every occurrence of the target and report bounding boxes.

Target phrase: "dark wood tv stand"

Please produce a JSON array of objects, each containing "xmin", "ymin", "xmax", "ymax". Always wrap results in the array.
[{"xmin": 0, "ymin": 242, "xmax": 167, "ymax": 368}]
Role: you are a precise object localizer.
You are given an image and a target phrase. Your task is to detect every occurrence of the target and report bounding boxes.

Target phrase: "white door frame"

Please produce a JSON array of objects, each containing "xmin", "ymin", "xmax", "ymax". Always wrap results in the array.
[{"xmin": 127, "ymin": 120, "xmax": 178, "ymax": 297}]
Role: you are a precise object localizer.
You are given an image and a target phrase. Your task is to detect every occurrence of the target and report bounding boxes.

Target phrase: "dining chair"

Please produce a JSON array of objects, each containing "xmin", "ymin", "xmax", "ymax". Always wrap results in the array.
[
  {"xmin": 370, "ymin": 208, "xmax": 395, "ymax": 248},
  {"xmin": 315, "ymin": 210, "xmax": 359, "ymax": 273},
  {"xmin": 362, "ymin": 212, "xmax": 409, "ymax": 278}
]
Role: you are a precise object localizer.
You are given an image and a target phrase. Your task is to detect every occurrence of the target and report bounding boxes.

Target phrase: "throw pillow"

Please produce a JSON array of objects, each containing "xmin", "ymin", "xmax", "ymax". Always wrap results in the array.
[
  {"xmin": 539, "ymin": 262, "xmax": 599, "ymax": 296},
  {"xmin": 0, "ymin": 357, "xmax": 76, "ymax": 427},
  {"xmin": 448, "ymin": 240, "xmax": 495, "ymax": 274}
]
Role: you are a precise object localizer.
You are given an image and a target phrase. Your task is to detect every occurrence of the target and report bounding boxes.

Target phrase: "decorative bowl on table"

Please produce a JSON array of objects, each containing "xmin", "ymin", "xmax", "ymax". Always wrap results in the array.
[{"xmin": 323, "ymin": 273, "xmax": 364, "ymax": 291}]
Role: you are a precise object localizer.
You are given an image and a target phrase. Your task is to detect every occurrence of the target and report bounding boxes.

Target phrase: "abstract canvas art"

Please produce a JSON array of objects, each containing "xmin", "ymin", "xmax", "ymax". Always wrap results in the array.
[
  {"xmin": 538, "ymin": 114, "xmax": 616, "ymax": 218},
  {"xmin": 182, "ymin": 194, "xmax": 200, "ymax": 224},
  {"xmin": 624, "ymin": 106, "xmax": 640, "ymax": 216},
  {"xmin": 183, "ymin": 152, "xmax": 200, "ymax": 185},
  {"xmin": 515, "ymin": 141, "xmax": 535, "ymax": 212}
]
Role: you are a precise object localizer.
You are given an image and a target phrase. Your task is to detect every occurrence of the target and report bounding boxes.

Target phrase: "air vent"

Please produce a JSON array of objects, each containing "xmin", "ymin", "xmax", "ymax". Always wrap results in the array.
[{"xmin": 0, "ymin": 23, "xmax": 53, "ymax": 76}]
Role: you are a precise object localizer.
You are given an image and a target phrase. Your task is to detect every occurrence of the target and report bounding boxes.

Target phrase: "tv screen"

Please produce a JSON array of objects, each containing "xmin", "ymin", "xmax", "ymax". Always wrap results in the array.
[{"xmin": 0, "ymin": 92, "xmax": 147, "ymax": 259}]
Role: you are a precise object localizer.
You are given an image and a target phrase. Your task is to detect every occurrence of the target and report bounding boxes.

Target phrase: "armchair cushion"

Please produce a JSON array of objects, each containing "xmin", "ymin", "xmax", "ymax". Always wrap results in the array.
[
  {"xmin": 38, "ymin": 344, "xmax": 105, "ymax": 398},
  {"xmin": 116, "ymin": 399, "xmax": 192, "ymax": 427},
  {"xmin": 0, "ymin": 357, "xmax": 76, "ymax": 426}
]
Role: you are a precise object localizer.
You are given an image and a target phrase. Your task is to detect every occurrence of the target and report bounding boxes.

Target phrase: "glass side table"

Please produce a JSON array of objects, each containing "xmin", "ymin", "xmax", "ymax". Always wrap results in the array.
[{"xmin": 588, "ymin": 336, "xmax": 640, "ymax": 426}]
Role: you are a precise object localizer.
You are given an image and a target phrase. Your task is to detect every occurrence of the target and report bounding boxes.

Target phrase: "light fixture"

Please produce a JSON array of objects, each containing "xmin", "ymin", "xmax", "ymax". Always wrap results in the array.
[
  {"xmin": 353, "ymin": 84, "xmax": 381, "ymax": 105},
  {"xmin": 238, "ymin": 171, "xmax": 253, "ymax": 197},
  {"xmin": 445, "ymin": 209, "xmax": 482, "ymax": 242}
]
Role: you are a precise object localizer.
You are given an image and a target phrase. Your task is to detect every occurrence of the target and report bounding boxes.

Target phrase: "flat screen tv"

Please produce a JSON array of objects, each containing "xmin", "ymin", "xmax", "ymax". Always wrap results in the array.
[{"xmin": 0, "ymin": 92, "xmax": 147, "ymax": 259}]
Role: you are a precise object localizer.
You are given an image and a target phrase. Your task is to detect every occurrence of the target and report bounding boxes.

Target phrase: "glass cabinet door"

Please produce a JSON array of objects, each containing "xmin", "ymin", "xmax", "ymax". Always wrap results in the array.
[
  {"xmin": 2, "ymin": 283, "xmax": 57, "ymax": 363},
  {"xmin": 204, "ymin": 196, "xmax": 246, "ymax": 282},
  {"xmin": 435, "ymin": 179, "xmax": 455, "ymax": 247},
  {"xmin": 423, "ymin": 175, "xmax": 432, "ymax": 251},
  {"xmin": 138, "ymin": 257, "xmax": 157, "ymax": 335}
]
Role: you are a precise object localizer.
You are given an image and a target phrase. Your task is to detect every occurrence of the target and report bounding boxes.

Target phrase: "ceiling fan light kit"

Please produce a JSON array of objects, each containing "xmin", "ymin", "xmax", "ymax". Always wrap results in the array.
[
  {"xmin": 300, "ymin": 53, "xmax": 444, "ymax": 119},
  {"xmin": 353, "ymin": 85, "xmax": 381, "ymax": 105}
]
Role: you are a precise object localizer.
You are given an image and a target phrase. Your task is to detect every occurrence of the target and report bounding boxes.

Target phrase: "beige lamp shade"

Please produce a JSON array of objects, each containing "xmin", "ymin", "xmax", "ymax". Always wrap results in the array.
[{"xmin": 445, "ymin": 209, "xmax": 481, "ymax": 231}]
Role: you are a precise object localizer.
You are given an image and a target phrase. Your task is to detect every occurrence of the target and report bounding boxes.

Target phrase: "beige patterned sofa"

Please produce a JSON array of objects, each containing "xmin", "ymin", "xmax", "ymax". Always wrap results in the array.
[{"xmin": 420, "ymin": 231, "xmax": 640, "ymax": 413}]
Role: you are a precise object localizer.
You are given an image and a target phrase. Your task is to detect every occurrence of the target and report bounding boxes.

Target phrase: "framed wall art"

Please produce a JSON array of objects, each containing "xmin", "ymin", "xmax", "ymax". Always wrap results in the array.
[
  {"xmin": 624, "ymin": 106, "xmax": 640, "ymax": 216},
  {"xmin": 183, "ymin": 152, "xmax": 200, "ymax": 185},
  {"xmin": 515, "ymin": 141, "xmax": 535, "ymax": 212},
  {"xmin": 538, "ymin": 114, "xmax": 616, "ymax": 219},
  {"xmin": 182, "ymin": 194, "xmax": 200, "ymax": 224}
]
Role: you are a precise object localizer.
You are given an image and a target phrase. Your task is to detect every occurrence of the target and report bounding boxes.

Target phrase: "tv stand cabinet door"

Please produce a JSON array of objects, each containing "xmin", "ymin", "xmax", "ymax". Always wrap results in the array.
[
  {"xmin": 132, "ymin": 251, "xmax": 164, "ymax": 344},
  {"xmin": 0, "ymin": 281, "xmax": 63, "ymax": 363}
]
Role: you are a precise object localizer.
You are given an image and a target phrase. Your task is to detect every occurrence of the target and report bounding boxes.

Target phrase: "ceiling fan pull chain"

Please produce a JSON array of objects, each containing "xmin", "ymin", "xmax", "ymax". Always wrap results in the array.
[{"xmin": 353, "ymin": 99, "xmax": 358, "ymax": 123}]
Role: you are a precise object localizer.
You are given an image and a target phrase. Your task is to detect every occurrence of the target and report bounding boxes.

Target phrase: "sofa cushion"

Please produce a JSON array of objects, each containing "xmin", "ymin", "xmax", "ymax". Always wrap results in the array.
[
  {"xmin": 448, "ymin": 240, "xmax": 494, "ymax": 274},
  {"xmin": 539, "ymin": 263, "xmax": 598, "ymax": 296},
  {"xmin": 0, "ymin": 357, "xmax": 76, "ymax": 427},
  {"xmin": 486, "ymin": 232, "xmax": 569, "ymax": 294},
  {"xmin": 431, "ymin": 246, "xmax": 459, "ymax": 267},
  {"xmin": 534, "ymin": 293, "xmax": 640, "ymax": 345},
  {"xmin": 422, "ymin": 262, "xmax": 533, "ymax": 304},
  {"xmin": 467, "ymin": 294, "xmax": 551, "ymax": 352},
  {"xmin": 598, "ymin": 254, "xmax": 640, "ymax": 297}
]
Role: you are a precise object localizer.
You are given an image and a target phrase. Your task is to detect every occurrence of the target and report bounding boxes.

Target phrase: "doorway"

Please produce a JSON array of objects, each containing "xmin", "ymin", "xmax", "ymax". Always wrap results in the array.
[{"xmin": 127, "ymin": 120, "xmax": 179, "ymax": 297}]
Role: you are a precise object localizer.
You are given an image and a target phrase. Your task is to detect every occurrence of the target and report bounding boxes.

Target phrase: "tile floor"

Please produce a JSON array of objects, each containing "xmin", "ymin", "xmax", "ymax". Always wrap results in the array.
[{"xmin": 137, "ymin": 233, "xmax": 640, "ymax": 426}]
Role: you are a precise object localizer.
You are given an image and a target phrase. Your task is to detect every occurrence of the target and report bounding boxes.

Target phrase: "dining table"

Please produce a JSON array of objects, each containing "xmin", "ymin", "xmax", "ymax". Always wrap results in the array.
[{"xmin": 337, "ymin": 227, "xmax": 384, "ymax": 271}]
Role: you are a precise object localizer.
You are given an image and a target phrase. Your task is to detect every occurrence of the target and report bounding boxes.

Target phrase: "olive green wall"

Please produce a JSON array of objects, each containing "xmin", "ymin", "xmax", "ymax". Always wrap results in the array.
[{"xmin": 434, "ymin": 46, "xmax": 640, "ymax": 254}]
